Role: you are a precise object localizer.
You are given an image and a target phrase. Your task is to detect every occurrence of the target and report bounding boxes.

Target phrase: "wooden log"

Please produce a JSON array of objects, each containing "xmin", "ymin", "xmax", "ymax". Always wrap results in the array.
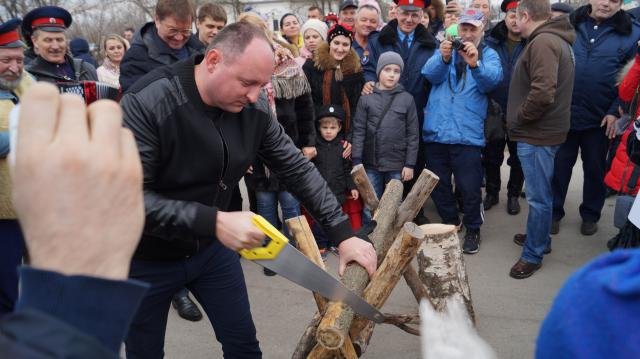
[
  {"xmin": 351, "ymin": 313, "xmax": 422, "ymax": 356},
  {"xmin": 350, "ymin": 171, "xmax": 439, "ymax": 356},
  {"xmin": 316, "ymin": 180, "xmax": 404, "ymax": 350},
  {"xmin": 350, "ymin": 164, "xmax": 379, "ymax": 212},
  {"xmin": 403, "ymin": 264, "xmax": 429, "ymax": 302},
  {"xmin": 286, "ymin": 216, "xmax": 327, "ymax": 312},
  {"xmin": 349, "ymin": 223, "xmax": 425, "ymax": 337},
  {"xmin": 292, "ymin": 313, "xmax": 322, "ymax": 359},
  {"xmin": 416, "ymin": 223, "xmax": 476, "ymax": 323},
  {"xmin": 286, "ymin": 216, "xmax": 358, "ymax": 358}
]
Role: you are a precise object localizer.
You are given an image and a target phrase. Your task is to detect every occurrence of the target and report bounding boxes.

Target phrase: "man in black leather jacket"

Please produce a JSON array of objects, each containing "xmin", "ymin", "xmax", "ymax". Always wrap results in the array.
[{"xmin": 121, "ymin": 22, "xmax": 377, "ymax": 359}]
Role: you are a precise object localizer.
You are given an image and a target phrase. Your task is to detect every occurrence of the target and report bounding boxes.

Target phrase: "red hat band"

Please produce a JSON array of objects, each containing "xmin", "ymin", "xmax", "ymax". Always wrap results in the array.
[
  {"xmin": 396, "ymin": 0, "xmax": 426, "ymax": 9},
  {"xmin": 31, "ymin": 17, "xmax": 65, "ymax": 29},
  {"xmin": 0, "ymin": 30, "xmax": 20, "ymax": 45},
  {"xmin": 506, "ymin": 1, "xmax": 518, "ymax": 11}
]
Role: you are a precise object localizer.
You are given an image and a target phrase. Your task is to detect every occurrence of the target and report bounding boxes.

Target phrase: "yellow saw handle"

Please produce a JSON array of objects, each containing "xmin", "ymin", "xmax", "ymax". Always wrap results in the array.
[{"xmin": 239, "ymin": 215, "xmax": 289, "ymax": 260}]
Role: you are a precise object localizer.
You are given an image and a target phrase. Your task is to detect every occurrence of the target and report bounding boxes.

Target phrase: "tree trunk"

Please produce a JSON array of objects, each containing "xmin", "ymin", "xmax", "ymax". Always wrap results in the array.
[
  {"xmin": 292, "ymin": 313, "xmax": 323, "ymax": 359},
  {"xmin": 350, "ymin": 164, "xmax": 379, "ymax": 212},
  {"xmin": 416, "ymin": 224, "xmax": 476, "ymax": 323},
  {"xmin": 316, "ymin": 180, "xmax": 404, "ymax": 350},
  {"xmin": 349, "ymin": 223, "xmax": 425, "ymax": 337},
  {"xmin": 402, "ymin": 264, "xmax": 430, "ymax": 302}
]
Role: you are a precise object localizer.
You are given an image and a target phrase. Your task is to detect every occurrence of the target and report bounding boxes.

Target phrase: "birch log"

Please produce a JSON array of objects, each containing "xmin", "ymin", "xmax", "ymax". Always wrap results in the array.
[
  {"xmin": 350, "ymin": 164, "xmax": 379, "ymax": 212},
  {"xmin": 416, "ymin": 224, "xmax": 476, "ymax": 323}
]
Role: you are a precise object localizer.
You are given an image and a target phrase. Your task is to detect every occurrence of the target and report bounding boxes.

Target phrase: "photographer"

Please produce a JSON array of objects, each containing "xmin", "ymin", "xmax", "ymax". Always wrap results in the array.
[{"xmin": 421, "ymin": 9, "xmax": 502, "ymax": 254}]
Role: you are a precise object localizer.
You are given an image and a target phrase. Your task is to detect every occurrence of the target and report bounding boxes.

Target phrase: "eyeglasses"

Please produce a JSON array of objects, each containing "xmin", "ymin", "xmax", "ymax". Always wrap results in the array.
[
  {"xmin": 397, "ymin": 10, "xmax": 422, "ymax": 20},
  {"xmin": 159, "ymin": 20, "xmax": 192, "ymax": 37}
]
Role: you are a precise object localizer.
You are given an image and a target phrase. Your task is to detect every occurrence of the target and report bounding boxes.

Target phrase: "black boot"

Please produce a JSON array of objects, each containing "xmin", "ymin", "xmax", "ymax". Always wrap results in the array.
[
  {"xmin": 507, "ymin": 196, "xmax": 520, "ymax": 215},
  {"xmin": 172, "ymin": 290, "xmax": 203, "ymax": 322},
  {"xmin": 483, "ymin": 193, "xmax": 499, "ymax": 210}
]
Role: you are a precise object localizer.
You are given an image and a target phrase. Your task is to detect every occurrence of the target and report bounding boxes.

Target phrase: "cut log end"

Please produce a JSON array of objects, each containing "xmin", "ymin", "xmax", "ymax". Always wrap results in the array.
[
  {"xmin": 316, "ymin": 327, "xmax": 345, "ymax": 350},
  {"xmin": 419, "ymin": 223, "xmax": 456, "ymax": 236}
]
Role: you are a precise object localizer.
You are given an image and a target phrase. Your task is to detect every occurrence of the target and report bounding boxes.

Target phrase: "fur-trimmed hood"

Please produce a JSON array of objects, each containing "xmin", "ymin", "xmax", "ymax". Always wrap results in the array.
[
  {"xmin": 571, "ymin": 5, "xmax": 633, "ymax": 36},
  {"xmin": 312, "ymin": 42, "xmax": 362, "ymax": 75},
  {"xmin": 377, "ymin": 20, "xmax": 437, "ymax": 49}
]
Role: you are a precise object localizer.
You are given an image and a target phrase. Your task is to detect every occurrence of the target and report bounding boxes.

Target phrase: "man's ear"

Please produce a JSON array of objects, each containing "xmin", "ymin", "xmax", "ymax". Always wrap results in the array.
[{"xmin": 204, "ymin": 49, "xmax": 223, "ymax": 72}]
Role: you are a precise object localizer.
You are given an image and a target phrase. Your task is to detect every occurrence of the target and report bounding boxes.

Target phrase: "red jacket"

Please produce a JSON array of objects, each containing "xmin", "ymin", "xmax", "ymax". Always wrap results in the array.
[
  {"xmin": 619, "ymin": 55, "xmax": 640, "ymax": 117},
  {"xmin": 605, "ymin": 126, "xmax": 640, "ymax": 195}
]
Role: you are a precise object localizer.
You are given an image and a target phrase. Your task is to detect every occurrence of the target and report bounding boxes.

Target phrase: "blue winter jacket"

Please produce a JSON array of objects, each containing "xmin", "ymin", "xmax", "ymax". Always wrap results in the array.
[
  {"xmin": 365, "ymin": 20, "xmax": 437, "ymax": 126},
  {"xmin": 570, "ymin": 6, "xmax": 640, "ymax": 131},
  {"xmin": 485, "ymin": 21, "xmax": 525, "ymax": 114},
  {"xmin": 421, "ymin": 45, "xmax": 502, "ymax": 147}
]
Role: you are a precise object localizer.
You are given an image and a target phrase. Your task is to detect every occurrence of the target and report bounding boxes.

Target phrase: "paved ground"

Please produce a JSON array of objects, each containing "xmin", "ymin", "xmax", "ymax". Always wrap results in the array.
[{"xmin": 159, "ymin": 161, "xmax": 613, "ymax": 359}]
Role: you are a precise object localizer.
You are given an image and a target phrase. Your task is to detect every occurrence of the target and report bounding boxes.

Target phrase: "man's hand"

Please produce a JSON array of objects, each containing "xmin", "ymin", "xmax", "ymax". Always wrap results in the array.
[
  {"xmin": 459, "ymin": 42, "xmax": 479, "ymax": 68},
  {"xmin": 362, "ymin": 81, "xmax": 375, "ymax": 95},
  {"xmin": 350, "ymin": 189, "xmax": 359, "ymax": 200},
  {"xmin": 601, "ymin": 114, "xmax": 618, "ymax": 139},
  {"xmin": 216, "ymin": 211, "xmax": 265, "ymax": 251},
  {"xmin": 402, "ymin": 167, "xmax": 414, "ymax": 182},
  {"xmin": 342, "ymin": 140, "xmax": 352, "ymax": 158},
  {"xmin": 440, "ymin": 40, "xmax": 453, "ymax": 63},
  {"xmin": 302, "ymin": 146, "xmax": 317, "ymax": 160},
  {"xmin": 337, "ymin": 237, "xmax": 377, "ymax": 277},
  {"xmin": 11, "ymin": 83, "xmax": 144, "ymax": 280}
]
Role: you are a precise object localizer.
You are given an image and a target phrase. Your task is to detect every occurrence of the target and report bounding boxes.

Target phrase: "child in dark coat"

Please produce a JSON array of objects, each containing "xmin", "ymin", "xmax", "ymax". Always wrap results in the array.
[{"xmin": 307, "ymin": 105, "xmax": 360, "ymax": 254}]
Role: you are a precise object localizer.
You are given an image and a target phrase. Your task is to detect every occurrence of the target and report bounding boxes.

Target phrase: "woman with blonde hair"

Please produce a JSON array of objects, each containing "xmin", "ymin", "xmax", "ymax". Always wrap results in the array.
[{"xmin": 97, "ymin": 34, "xmax": 129, "ymax": 88}]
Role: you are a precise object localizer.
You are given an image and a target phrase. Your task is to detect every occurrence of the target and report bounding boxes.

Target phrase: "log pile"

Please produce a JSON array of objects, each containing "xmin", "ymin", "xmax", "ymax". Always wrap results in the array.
[{"xmin": 287, "ymin": 168, "xmax": 476, "ymax": 358}]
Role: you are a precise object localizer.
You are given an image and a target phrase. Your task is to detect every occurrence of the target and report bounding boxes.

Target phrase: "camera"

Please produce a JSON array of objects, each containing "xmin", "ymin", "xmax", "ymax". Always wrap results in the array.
[{"xmin": 451, "ymin": 37, "xmax": 465, "ymax": 51}]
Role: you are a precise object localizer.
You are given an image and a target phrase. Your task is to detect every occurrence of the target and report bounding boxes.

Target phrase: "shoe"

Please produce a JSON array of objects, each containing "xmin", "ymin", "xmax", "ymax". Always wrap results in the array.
[
  {"xmin": 172, "ymin": 292, "xmax": 203, "ymax": 321},
  {"xmin": 319, "ymin": 248, "xmax": 328, "ymax": 262},
  {"xmin": 550, "ymin": 220, "xmax": 560, "ymax": 235},
  {"xmin": 462, "ymin": 230, "xmax": 481, "ymax": 254},
  {"xmin": 507, "ymin": 196, "xmax": 520, "ymax": 215},
  {"xmin": 263, "ymin": 267, "xmax": 277, "ymax": 276},
  {"xmin": 483, "ymin": 194, "xmax": 498, "ymax": 211},
  {"xmin": 520, "ymin": 191, "xmax": 526, "ymax": 199},
  {"xmin": 512, "ymin": 234, "xmax": 551, "ymax": 254},
  {"xmin": 509, "ymin": 259, "xmax": 542, "ymax": 279},
  {"xmin": 580, "ymin": 221, "xmax": 598, "ymax": 236}
]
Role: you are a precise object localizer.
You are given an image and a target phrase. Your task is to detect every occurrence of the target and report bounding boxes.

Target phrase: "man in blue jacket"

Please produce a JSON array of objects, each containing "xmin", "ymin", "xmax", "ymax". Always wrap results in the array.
[
  {"xmin": 363, "ymin": 0, "xmax": 437, "ymax": 223},
  {"xmin": 422, "ymin": 9, "xmax": 502, "ymax": 254},
  {"xmin": 552, "ymin": 1, "xmax": 640, "ymax": 236},
  {"xmin": 482, "ymin": 0, "xmax": 526, "ymax": 215}
]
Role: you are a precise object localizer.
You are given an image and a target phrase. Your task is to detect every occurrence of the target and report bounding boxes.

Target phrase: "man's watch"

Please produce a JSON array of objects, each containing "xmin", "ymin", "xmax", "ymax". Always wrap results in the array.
[{"xmin": 470, "ymin": 60, "xmax": 481, "ymax": 69}]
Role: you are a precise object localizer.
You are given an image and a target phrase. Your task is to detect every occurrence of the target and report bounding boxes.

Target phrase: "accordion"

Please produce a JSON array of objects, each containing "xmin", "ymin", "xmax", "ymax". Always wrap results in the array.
[{"xmin": 56, "ymin": 81, "xmax": 121, "ymax": 104}]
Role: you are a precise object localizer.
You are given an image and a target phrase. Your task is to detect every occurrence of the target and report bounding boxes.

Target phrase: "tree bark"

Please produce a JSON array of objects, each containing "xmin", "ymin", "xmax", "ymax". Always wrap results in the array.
[
  {"xmin": 286, "ymin": 216, "xmax": 358, "ymax": 358},
  {"xmin": 350, "ymin": 164, "xmax": 379, "ymax": 212},
  {"xmin": 316, "ymin": 180, "xmax": 404, "ymax": 350},
  {"xmin": 349, "ymin": 223, "xmax": 425, "ymax": 337},
  {"xmin": 416, "ymin": 224, "xmax": 476, "ymax": 323},
  {"xmin": 403, "ymin": 264, "xmax": 430, "ymax": 302}
]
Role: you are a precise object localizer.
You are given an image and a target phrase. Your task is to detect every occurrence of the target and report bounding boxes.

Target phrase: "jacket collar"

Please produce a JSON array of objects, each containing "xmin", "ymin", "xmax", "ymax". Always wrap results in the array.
[
  {"xmin": 26, "ymin": 55, "xmax": 78, "ymax": 81},
  {"xmin": 571, "ymin": 5, "xmax": 633, "ymax": 36},
  {"xmin": 174, "ymin": 54, "xmax": 221, "ymax": 114},
  {"xmin": 378, "ymin": 20, "xmax": 437, "ymax": 49}
]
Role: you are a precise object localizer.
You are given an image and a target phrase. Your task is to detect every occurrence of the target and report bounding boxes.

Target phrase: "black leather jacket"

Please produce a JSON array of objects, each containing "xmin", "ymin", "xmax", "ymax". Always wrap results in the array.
[
  {"xmin": 26, "ymin": 55, "xmax": 97, "ymax": 83},
  {"xmin": 121, "ymin": 55, "xmax": 353, "ymax": 260}
]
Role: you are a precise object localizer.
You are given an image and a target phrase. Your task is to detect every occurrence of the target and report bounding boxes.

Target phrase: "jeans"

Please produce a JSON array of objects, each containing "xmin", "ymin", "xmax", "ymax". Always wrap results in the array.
[
  {"xmin": 125, "ymin": 240, "xmax": 261, "ymax": 358},
  {"xmin": 518, "ymin": 142, "xmax": 559, "ymax": 264},
  {"xmin": 255, "ymin": 190, "xmax": 300, "ymax": 240},
  {"xmin": 0, "ymin": 220, "xmax": 24, "ymax": 316},
  {"xmin": 363, "ymin": 169, "xmax": 401, "ymax": 223},
  {"xmin": 425, "ymin": 143, "xmax": 484, "ymax": 230},
  {"xmin": 552, "ymin": 128, "xmax": 609, "ymax": 223}
]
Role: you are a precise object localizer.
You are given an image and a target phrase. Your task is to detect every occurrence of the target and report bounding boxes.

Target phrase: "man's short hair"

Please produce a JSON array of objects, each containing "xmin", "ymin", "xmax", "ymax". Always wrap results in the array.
[
  {"xmin": 308, "ymin": 5, "xmax": 322, "ymax": 13},
  {"xmin": 207, "ymin": 22, "xmax": 273, "ymax": 62},
  {"xmin": 124, "ymin": 27, "xmax": 135, "ymax": 33},
  {"xmin": 357, "ymin": 4, "xmax": 380, "ymax": 15},
  {"xmin": 155, "ymin": 0, "xmax": 196, "ymax": 21},
  {"xmin": 198, "ymin": 3, "xmax": 227, "ymax": 24},
  {"xmin": 517, "ymin": 0, "xmax": 551, "ymax": 21}
]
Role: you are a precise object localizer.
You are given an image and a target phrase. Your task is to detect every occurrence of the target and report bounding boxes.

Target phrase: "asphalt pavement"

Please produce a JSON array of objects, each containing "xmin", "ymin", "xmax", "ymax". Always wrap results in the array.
[{"xmin": 159, "ymin": 161, "xmax": 613, "ymax": 359}]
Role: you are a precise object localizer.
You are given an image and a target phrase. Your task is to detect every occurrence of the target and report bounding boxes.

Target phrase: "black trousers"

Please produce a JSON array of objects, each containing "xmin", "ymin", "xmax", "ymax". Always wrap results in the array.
[{"xmin": 482, "ymin": 137, "xmax": 524, "ymax": 198}]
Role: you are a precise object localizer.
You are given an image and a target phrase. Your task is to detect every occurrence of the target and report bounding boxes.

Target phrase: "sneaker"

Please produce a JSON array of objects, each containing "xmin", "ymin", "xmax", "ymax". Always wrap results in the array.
[
  {"xmin": 580, "ymin": 221, "xmax": 598, "ymax": 236},
  {"xmin": 462, "ymin": 230, "xmax": 481, "ymax": 254},
  {"xmin": 550, "ymin": 220, "xmax": 560, "ymax": 235}
]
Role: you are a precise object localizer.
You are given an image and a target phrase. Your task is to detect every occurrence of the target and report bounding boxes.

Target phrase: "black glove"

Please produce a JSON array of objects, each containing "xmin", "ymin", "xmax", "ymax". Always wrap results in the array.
[{"xmin": 354, "ymin": 220, "xmax": 377, "ymax": 244}]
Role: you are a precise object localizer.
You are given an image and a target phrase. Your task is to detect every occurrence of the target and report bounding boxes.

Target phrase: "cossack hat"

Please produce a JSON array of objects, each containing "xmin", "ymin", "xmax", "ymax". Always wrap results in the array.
[
  {"xmin": 22, "ymin": 6, "xmax": 72, "ymax": 35},
  {"xmin": 394, "ymin": 0, "xmax": 431, "ymax": 11},
  {"xmin": 0, "ymin": 19, "xmax": 25, "ymax": 48},
  {"xmin": 316, "ymin": 105, "xmax": 346, "ymax": 122},
  {"xmin": 500, "ymin": 0, "xmax": 518, "ymax": 13}
]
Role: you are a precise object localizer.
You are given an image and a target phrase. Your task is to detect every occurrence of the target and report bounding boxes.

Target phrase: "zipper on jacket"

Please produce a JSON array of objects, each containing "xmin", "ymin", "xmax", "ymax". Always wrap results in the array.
[{"xmin": 212, "ymin": 115, "xmax": 229, "ymax": 191}]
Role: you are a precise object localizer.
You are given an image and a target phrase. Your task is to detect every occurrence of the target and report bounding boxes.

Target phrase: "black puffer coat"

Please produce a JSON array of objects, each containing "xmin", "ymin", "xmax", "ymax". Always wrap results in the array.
[{"xmin": 313, "ymin": 134, "xmax": 356, "ymax": 204}]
